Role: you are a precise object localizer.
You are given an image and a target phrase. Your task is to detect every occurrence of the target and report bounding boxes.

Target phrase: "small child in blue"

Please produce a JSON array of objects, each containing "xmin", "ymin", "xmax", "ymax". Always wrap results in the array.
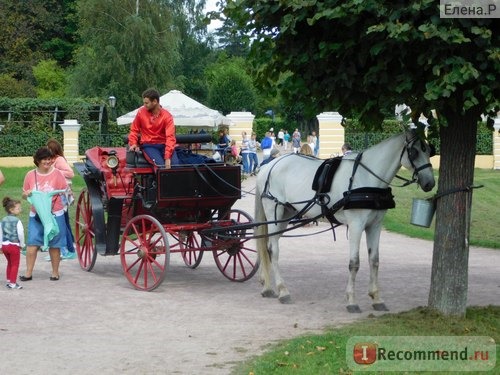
[{"xmin": 0, "ymin": 197, "xmax": 25, "ymax": 289}]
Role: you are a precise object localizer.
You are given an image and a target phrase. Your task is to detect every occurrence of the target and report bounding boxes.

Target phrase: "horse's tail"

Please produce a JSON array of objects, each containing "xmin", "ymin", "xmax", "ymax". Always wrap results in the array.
[{"xmin": 254, "ymin": 179, "xmax": 271, "ymax": 278}]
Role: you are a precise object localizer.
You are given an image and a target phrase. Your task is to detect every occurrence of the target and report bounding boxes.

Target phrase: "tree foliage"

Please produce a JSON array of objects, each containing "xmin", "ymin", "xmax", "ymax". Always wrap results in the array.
[
  {"xmin": 224, "ymin": 0, "xmax": 498, "ymax": 126},
  {"xmin": 33, "ymin": 60, "xmax": 68, "ymax": 99},
  {"xmin": 68, "ymin": 0, "xmax": 181, "ymax": 111},
  {"xmin": 206, "ymin": 56, "xmax": 257, "ymax": 114},
  {"xmin": 0, "ymin": 0, "xmax": 77, "ymax": 82},
  {"xmin": 224, "ymin": 0, "xmax": 499, "ymax": 316}
]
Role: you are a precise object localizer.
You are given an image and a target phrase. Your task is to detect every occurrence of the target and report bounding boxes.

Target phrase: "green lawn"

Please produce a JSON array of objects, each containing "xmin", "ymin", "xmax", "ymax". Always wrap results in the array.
[
  {"xmin": 384, "ymin": 169, "xmax": 500, "ymax": 249},
  {"xmin": 233, "ymin": 306, "xmax": 499, "ymax": 374}
]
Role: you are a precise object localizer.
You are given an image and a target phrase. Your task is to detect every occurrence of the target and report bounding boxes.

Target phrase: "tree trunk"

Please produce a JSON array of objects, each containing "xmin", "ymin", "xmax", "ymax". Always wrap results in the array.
[{"xmin": 428, "ymin": 110, "xmax": 479, "ymax": 316}]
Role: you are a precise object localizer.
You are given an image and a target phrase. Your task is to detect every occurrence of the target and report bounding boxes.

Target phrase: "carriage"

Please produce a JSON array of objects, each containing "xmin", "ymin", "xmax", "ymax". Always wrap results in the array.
[{"xmin": 73, "ymin": 134, "xmax": 258, "ymax": 291}]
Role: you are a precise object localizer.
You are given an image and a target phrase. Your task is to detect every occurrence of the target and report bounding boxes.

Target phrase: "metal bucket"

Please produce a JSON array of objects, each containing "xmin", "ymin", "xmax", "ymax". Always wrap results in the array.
[{"xmin": 410, "ymin": 198, "xmax": 435, "ymax": 228}]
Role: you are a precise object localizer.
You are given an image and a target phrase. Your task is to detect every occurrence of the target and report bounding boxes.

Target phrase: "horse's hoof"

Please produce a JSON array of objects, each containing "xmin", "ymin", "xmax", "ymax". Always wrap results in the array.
[
  {"xmin": 261, "ymin": 290, "xmax": 278, "ymax": 298},
  {"xmin": 372, "ymin": 303, "xmax": 389, "ymax": 311},
  {"xmin": 346, "ymin": 304, "xmax": 362, "ymax": 313},
  {"xmin": 279, "ymin": 295, "xmax": 292, "ymax": 304}
]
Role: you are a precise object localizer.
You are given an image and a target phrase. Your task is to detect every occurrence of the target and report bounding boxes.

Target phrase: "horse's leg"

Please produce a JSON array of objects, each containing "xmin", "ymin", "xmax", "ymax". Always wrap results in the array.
[
  {"xmin": 365, "ymin": 219, "xmax": 389, "ymax": 311},
  {"xmin": 258, "ymin": 202, "xmax": 290, "ymax": 302},
  {"xmin": 346, "ymin": 224, "xmax": 363, "ymax": 313},
  {"xmin": 267, "ymin": 223, "xmax": 291, "ymax": 304}
]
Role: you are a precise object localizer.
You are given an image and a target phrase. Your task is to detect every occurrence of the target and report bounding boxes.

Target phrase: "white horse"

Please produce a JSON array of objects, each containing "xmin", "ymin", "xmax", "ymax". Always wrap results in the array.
[{"xmin": 254, "ymin": 129, "xmax": 435, "ymax": 313}]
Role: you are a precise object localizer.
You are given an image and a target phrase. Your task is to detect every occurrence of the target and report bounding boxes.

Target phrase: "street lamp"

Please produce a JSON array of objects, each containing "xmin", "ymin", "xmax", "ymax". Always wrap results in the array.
[
  {"xmin": 108, "ymin": 95, "xmax": 117, "ymax": 122},
  {"xmin": 265, "ymin": 109, "xmax": 275, "ymax": 131}
]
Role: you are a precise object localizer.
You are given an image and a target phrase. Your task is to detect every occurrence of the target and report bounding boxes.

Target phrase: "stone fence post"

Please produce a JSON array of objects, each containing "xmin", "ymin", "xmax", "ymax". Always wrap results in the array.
[
  {"xmin": 226, "ymin": 112, "xmax": 255, "ymax": 144},
  {"xmin": 60, "ymin": 119, "xmax": 81, "ymax": 165},
  {"xmin": 316, "ymin": 112, "xmax": 344, "ymax": 159}
]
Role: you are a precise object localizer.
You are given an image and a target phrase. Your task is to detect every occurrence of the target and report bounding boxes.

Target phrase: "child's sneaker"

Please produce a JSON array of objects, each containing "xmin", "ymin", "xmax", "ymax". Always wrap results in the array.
[
  {"xmin": 6, "ymin": 283, "xmax": 23, "ymax": 289},
  {"xmin": 62, "ymin": 251, "xmax": 77, "ymax": 260}
]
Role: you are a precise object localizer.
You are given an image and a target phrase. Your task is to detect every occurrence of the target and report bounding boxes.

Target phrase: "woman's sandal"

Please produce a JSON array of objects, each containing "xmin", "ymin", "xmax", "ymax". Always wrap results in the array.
[
  {"xmin": 20, "ymin": 275, "xmax": 32, "ymax": 281},
  {"xmin": 49, "ymin": 276, "xmax": 59, "ymax": 281}
]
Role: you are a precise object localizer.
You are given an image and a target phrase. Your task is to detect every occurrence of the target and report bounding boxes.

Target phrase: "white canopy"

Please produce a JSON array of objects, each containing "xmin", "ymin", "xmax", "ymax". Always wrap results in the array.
[{"xmin": 116, "ymin": 89, "xmax": 232, "ymax": 128}]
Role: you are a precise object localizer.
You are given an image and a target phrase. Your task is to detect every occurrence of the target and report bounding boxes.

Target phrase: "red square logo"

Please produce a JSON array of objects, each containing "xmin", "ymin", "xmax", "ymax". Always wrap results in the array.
[{"xmin": 353, "ymin": 342, "xmax": 377, "ymax": 365}]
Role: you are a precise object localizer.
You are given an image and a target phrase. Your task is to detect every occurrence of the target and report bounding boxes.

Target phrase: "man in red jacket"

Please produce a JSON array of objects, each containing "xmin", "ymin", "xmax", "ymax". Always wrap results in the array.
[{"xmin": 128, "ymin": 88, "xmax": 177, "ymax": 169}]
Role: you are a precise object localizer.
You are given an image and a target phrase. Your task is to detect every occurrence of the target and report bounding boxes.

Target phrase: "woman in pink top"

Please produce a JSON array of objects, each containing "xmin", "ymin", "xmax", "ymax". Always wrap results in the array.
[
  {"xmin": 20, "ymin": 147, "xmax": 68, "ymax": 282},
  {"xmin": 47, "ymin": 139, "xmax": 76, "ymax": 259}
]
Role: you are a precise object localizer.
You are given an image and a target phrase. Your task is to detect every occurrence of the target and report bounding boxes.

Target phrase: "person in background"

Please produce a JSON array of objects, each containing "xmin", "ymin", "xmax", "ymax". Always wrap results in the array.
[
  {"xmin": 0, "ymin": 197, "xmax": 25, "ymax": 289},
  {"xmin": 311, "ymin": 131, "xmax": 319, "ymax": 157},
  {"xmin": 261, "ymin": 131, "xmax": 273, "ymax": 159},
  {"xmin": 217, "ymin": 128, "xmax": 231, "ymax": 160},
  {"xmin": 260, "ymin": 148, "xmax": 280, "ymax": 167},
  {"xmin": 229, "ymin": 139, "xmax": 242, "ymax": 163},
  {"xmin": 307, "ymin": 135, "xmax": 316, "ymax": 155},
  {"xmin": 277, "ymin": 129, "xmax": 284, "ymax": 146},
  {"xmin": 128, "ymin": 88, "xmax": 177, "ymax": 169},
  {"xmin": 0, "ymin": 170, "xmax": 5, "ymax": 186},
  {"xmin": 240, "ymin": 131, "xmax": 251, "ymax": 176},
  {"xmin": 283, "ymin": 130, "xmax": 290, "ymax": 151},
  {"xmin": 20, "ymin": 147, "xmax": 68, "ymax": 282},
  {"xmin": 248, "ymin": 132, "xmax": 260, "ymax": 176},
  {"xmin": 292, "ymin": 128, "xmax": 301, "ymax": 153},
  {"xmin": 47, "ymin": 138, "xmax": 76, "ymax": 260},
  {"xmin": 300, "ymin": 143, "xmax": 314, "ymax": 156},
  {"xmin": 342, "ymin": 143, "xmax": 353, "ymax": 155}
]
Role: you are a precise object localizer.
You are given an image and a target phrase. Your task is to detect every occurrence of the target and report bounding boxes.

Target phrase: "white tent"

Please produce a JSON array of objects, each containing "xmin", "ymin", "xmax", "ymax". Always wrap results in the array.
[{"xmin": 116, "ymin": 90, "xmax": 232, "ymax": 128}]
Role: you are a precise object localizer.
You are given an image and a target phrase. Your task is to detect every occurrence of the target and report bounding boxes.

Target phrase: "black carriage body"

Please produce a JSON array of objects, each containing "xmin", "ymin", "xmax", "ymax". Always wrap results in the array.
[{"xmin": 149, "ymin": 165, "xmax": 241, "ymax": 222}]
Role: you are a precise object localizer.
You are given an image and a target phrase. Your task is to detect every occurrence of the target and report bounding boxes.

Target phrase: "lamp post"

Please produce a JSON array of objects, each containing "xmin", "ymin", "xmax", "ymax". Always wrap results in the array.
[
  {"xmin": 265, "ymin": 109, "xmax": 275, "ymax": 131},
  {"xmin": 108, "ymin": 95, "xmax": 117, "ymax": 121}
]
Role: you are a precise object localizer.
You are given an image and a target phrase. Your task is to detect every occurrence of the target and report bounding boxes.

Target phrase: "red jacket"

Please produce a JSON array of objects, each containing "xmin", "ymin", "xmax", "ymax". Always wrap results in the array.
[{"xmin": 129, "ymin": 106, "xmax": 176, "ymax": 159}]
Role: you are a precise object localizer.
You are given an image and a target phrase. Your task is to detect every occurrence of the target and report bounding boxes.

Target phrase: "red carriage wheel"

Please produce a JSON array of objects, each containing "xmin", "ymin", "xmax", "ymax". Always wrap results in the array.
[
  {"xmin": 178, "ymin": 231, "xmax": 205, "ymax": 269},
  {"xmin": 75, "ymin": 188, "xmax": 98, "ymax": 271},
  {"xmin": 212, "ymin": 209, "xmax": 259, "ymax": 282},
  {"xmin": 120, "ymin": 215, "xmax": 170, "ymax": 291}
]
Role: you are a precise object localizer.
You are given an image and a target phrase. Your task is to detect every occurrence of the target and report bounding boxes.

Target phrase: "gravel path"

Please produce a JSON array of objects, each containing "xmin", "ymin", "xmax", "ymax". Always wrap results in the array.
[{"xmin": 1, "ymin": 176, "xmax": 498, "ymax": 374}]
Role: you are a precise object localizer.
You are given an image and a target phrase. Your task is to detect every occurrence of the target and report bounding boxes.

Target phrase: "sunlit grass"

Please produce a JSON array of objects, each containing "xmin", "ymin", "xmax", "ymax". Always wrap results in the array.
[
  {"xmin": 384, "ymin": 169, "xmax": 500, "ymax": 249},
  {"xmin": 233, "ymin": 306, "xmax": 500, "ymax": 374}
]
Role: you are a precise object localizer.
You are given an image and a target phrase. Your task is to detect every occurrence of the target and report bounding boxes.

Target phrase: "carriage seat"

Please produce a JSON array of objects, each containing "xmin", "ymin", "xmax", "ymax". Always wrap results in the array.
[
  {"xmin": 123, "ymin": 133, "xmax": 215, "ymax": 169},
  {"xmin": 125, "ymin": 149, "xmax": 153, "ymax": 169}
]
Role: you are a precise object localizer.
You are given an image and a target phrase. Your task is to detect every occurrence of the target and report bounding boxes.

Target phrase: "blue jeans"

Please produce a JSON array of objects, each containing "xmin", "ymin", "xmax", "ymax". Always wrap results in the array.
[
  {"xmin": 142, "ymin": 144, "xmax": 180, "ymax": 167},
  {"xmin": 64, "ymin": 210, "xmax": 75, "ymax": 253},
  {"xmin": 249, "ymin": 152, "xmax": 259, "ymax": 172},
  {"xmin": 241, "ymin": 152, "xmax": 250, "ymax": 173}
]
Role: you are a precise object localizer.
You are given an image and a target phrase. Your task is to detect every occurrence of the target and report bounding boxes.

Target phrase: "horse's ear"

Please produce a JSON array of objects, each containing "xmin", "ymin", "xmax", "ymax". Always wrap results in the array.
[{"xmin": 429, "ymin": 143, "xmax": 436, "ymax": 157}]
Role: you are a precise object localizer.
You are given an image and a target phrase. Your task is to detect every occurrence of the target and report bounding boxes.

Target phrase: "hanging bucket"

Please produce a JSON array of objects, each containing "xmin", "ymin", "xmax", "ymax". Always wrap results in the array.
[{"xmin": 410, "ymin": 198, "xmax": 435, "ymax": 228}]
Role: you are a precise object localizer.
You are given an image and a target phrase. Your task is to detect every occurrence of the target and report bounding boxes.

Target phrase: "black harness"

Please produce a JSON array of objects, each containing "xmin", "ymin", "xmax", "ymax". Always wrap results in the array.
[{"xmin": 261, "ymin": 134, "xmax": 431, "ymax": 228}]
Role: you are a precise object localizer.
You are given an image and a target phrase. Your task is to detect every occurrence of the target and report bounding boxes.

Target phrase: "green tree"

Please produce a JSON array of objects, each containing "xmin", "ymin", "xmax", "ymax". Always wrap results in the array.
[
  {"xmin": 0, "ymin": 74, "xmax": 36, "ymax": 98},
  {"xmin": 33, "ymin": 60, "xmax": 68, "ymax": 98},
  {"xmin": 206, "ymin": 56, "xmax": 256, "ymax": 114},
  {"xmin": 168, "ymin": 0, "xmax": 219, "ymax": 102},
  {"xmin": 68, "ymin": 0, "xmax": 181, "ymax": 111},
  {"xmin": 224, "ymin": 0, "xmax": 499, "ymax": 316},
  {"xmin": 0, "ymin": 0, "xmax": 77, "ymax": 81}
]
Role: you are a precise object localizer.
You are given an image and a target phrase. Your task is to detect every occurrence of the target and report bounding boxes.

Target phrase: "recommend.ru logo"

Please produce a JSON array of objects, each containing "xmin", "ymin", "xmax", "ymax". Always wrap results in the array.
[{"xmin": 347, "ymin": 336, "xmax": 496, "ymax": 372}]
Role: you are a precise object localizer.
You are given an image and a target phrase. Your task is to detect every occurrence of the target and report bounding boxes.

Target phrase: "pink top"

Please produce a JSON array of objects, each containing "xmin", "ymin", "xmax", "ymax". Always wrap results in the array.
[
  {"xmin": 53, "ymin": 155, "xmax": 74, "ymax": 181},
  {"xmin": 23, "ymin": 168, "xmax": 68, "ymax": 213}
]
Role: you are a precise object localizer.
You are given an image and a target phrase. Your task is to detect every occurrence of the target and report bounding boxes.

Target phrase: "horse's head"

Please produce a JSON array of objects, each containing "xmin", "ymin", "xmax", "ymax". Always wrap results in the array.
[{"xmin": 401, "ymin": 130, "xmax": 436, "ymax": 192}]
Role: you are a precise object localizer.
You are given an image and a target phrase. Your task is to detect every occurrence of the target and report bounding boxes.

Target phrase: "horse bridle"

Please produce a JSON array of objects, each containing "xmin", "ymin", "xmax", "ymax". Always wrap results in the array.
[{"xmin": 401, "ymin": 135, "xmax": 434, "ymax": 185}]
